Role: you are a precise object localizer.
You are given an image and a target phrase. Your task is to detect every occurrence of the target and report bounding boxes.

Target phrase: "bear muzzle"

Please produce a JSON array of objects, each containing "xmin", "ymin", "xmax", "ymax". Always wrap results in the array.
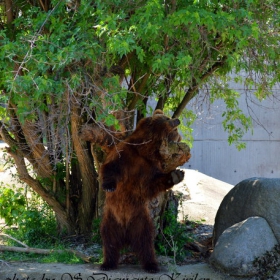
[{"xmin": 170, "ymin": 118, "xmax": 180, "ymax": 128}]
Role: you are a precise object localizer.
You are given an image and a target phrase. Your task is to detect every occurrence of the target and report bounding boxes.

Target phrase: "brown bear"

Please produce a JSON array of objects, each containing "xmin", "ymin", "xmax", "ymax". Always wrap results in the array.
[{"xmin": 100, "ymin": 110, "xmax": 185, "ymax": 273}]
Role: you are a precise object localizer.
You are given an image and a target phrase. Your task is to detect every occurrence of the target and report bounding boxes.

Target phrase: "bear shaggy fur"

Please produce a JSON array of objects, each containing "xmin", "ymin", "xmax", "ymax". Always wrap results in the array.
[{"xmin": 100, "ymin": 110, "xmax": 185, "ymax": 273}]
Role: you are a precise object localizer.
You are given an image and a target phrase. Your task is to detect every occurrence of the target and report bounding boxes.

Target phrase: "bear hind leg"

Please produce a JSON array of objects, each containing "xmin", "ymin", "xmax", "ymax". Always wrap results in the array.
[
  {"xmin": 100, "ymin": 213, "xmax": 124, "ymax": 271},
  {"xmin": 127, "ymin": 214, "xmax": 159, "ymax": 273},
  {"xmin": 100, "ymin": 247, "xmax": 119, "ymax": 271}
]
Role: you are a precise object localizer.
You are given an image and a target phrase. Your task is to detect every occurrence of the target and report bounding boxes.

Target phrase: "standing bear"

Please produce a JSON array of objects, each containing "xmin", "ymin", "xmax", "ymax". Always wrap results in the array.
[{"xmin": 100, "ymin": 110, "xmax": 185, "ymax": 273}]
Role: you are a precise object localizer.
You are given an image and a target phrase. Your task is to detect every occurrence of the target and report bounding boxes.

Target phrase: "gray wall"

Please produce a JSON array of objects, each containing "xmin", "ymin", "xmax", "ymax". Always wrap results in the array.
[{"xmin": 185, "ymin": 88, "xmax": 280, "ymax": 185}]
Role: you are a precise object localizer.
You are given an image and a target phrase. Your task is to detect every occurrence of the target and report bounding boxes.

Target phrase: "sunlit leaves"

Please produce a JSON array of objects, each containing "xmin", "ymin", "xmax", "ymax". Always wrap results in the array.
[
  {"xmin": 0, "ymin": 104, "xmax": 7, "ymax": 121},
  {"xmin": 0, "ymin": 187, "xmax": 26, "ymax": 226},
  {"xmin": 104, "ymin": 114, "xmax": 121, "ymax": 131},
  {"xmin": 152, "ymin": 54, "xmax": 174, "ymax": 72},
  {"xmin": 174, "ymin": 53, "xmax": 192, "ymax": 69},
  {"xmin": 107, "ymin": 32, "xmax": 135, "ymax": 57}
]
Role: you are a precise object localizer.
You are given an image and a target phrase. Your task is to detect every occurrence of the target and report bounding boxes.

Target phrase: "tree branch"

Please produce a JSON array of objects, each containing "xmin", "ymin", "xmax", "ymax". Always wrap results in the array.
[
  {"xmin": 4, "ymin": 0, "xmax": 13, "ymax": 24},
  {"xmin": 80, "ymin": 109, "xmax": 134, "ymax": 152},
  {"xmin": 172, "ymin": 58, "xmax": 227, "ymax": 118},
  {"xmin": 21, "ymin": 120, "xmax": 53, "ymax": 177},
  {"xmin": 0, "ymin": 245, "xmax": 91, "ymax": 262},
  {"xmin": 6, "ymin": 101, "xmax": 53, "ymax": 179},
  {"xmin": 0, "ymin": 234, "xmax": 28, "ymax": 248},
  {"xmin": 127, "ymin": 71, "xmax": 151, "ymax": 111},
  {"xmin": 0, "ymin": 137, "xmax": 70, "ymax": 231},
  {"xmin": 0, "ymin": 121, "xmax": 18, "ymax": 148},
  {"xmin": 155, "ymin": 73, "xmax": 175, "ymax": 110}
]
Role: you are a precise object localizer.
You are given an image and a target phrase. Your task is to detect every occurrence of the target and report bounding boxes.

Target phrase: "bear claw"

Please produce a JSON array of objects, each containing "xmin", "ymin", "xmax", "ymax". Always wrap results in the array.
[
  {"xmin": 171, "ymin": 169, "xmax": 184, "ymax": 184},
  {"xmin": 105, "ymin": 188, "xmax": 116, "ymax": 192},
  {"xmin": 102, "ymin": 182, "xmax": 116, "ymax": 192}
]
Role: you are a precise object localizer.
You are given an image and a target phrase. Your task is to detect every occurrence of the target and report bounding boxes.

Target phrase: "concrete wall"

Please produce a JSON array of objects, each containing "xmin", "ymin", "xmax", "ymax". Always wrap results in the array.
[{"xmin": 185, "ymin": 86, "xmax": 280, "ymax": 185}]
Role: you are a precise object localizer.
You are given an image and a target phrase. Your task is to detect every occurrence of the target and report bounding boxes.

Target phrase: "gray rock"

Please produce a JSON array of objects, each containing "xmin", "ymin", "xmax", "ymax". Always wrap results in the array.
[
  {"xmin": 213, "ymin": 177, "xmax": 280, "ymax": 245},
  {"xmin": 210, "ymin": 216, "xmax": 278, "ymax": 276}
]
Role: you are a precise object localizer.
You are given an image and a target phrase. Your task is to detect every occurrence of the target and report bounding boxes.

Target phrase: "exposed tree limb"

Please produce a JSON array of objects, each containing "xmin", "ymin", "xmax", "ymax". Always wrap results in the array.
[
  {"xmin": 21, "ymin": 120, "xmax": 53, "ymax": 178},
  {"xmin": 155, "ymin": 73, "xmax": 175, "ymax": 111},
  {"xmin": 0, "ymin": 234, "xmax": 28, "ymax": 248},
  {"xmin": 80, "ymin": 123, "xmax": 118, "ymax": 151},
  {"xmin": 8, "ymin": 101, "xmax": 27, "ymax": 144},
  {"xmin": 172, "ymin": 58, "xmax": 227, "ymax": 118},
  {"xmin": 0, "ymin": 121, "xmax": 18, "ymax": 148},
  {"xmin": 128, "ymin": 71, "xmax": 151, "ymax": 111},
  {"xmin": 5, "ymin": 101, "xmax": 53, "ymax": 179},
  {"xmin": 6, "ymin": 149, "xmax": 67, "ymax": 217},
  {"xmin": 0, "ymin": 245, "xmax": 91, "ymax": 263}
]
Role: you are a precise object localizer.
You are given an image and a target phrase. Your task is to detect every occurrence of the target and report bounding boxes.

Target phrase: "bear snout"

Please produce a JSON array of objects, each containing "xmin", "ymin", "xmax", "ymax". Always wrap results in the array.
[{"xmin": 171, "ymin": 118, "xmax": 180, "ymax": 128}]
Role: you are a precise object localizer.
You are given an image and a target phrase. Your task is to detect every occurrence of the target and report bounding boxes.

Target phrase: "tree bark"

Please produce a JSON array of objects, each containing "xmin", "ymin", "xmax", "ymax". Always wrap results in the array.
[
  {"xmin": 20, "ymin": 120, "xmax": 53, "ymax": 178},
  {"xmin": 70, "ymin": 93, "xmax": 99, "ymax": 236},
  {"xmin": 4, "ymin": 0, "xmax": 13, "ymax": 24}
]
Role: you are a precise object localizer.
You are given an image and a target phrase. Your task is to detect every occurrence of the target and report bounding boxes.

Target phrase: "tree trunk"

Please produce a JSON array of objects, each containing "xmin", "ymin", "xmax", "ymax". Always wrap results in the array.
[{"xmin": 69, "ymin": 92, "xmax": 99, "ymax": 237}]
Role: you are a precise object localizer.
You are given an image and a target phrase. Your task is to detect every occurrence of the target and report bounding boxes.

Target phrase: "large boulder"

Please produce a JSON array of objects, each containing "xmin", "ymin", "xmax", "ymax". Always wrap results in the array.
[
  {"xmin": 213, "ymin": 177, "xmax": 280, "ymax": 245},
  {"xmin": 210, "ymin": 216, "xmax": 278, "ymax": 276}
]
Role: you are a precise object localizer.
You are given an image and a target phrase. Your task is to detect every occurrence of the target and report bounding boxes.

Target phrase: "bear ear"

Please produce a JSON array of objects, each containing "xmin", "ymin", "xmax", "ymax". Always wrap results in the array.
[{"xmin": 153, "ymin": 109, "xmax": 164, "ymax": 117}]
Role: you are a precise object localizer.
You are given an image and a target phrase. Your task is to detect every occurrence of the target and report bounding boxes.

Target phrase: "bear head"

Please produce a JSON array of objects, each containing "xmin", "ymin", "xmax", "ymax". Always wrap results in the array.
[
  {"xmin": 126, "ymin": 109, "xmax": 183, "ymax": 164},
  {"xmin": 129, "ymin": 109, "xmax": 182, "ymax": 144}
]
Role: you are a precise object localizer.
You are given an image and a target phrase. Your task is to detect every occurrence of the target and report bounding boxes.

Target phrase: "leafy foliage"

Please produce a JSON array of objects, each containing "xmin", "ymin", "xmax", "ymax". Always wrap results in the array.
[
  {"xmin": 155, "ymin": 194, "xmax": 193, "ymax": 263},
  {"xmin": 0, "ymin": 186, "xmax": 26, "ymax": 226},
  {"xmin": 155, "ymin": 212, "xmax": 193, "ymax": 263},
  {"xmin": 92, "ymin": 218, "xmax": 102, "ymax": 244},
  {"xmin": 1, "ymin": 187, "xmax": 57, "ymax": 247},
  {"xmin": 16, "ymin": 202, "xmax": 57, "ymax": 247},
  {"xmin": 1, "ymin": 0, "xmax": 279, "ymax": 127}
]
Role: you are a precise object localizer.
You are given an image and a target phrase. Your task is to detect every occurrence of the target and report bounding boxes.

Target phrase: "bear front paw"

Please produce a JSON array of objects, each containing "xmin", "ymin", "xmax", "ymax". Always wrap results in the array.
[
  {"xmin": 102, "ymin": 181, "xmax": 116, "ymax": 192},
  {"xmin": 170, "ymin": 169, "xmax": 184, "ymax": 185}
]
